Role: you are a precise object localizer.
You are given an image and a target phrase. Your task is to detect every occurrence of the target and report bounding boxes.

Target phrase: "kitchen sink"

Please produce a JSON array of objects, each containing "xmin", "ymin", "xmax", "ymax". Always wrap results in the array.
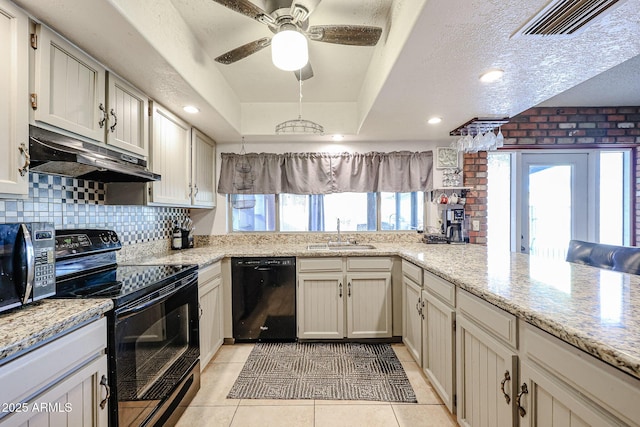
[{"xmin": 306, "ymin": 243, "xmax": 376, "ymax": 250}]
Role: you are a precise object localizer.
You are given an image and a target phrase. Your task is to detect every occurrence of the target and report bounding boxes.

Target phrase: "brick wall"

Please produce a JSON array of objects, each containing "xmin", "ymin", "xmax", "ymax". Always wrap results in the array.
[{"xmin": 463, "ymin": 106, "xmax": 640, "ymax": 245}]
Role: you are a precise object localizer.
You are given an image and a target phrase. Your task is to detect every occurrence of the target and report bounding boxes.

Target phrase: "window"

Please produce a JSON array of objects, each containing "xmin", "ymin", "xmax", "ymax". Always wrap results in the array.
[
  {"xmin": 230, "ymin": 192, "xmax": 423, "ymax": 232},
  {"xmin": 230, "ymin": 194, "xmax": 276, "ymax": 232},
  {"xmin": 380, "ymin": 192, "xmax": 423, "ymax": 230},
  {"xmin": 486, "ymin": 149, "xmax": 632, "ymax": 255}
]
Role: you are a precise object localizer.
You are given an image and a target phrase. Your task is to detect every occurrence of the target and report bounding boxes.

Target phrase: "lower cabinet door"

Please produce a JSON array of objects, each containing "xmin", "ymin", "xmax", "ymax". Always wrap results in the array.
[
  {"xmin": 519, "ymin": 361, "xmax": 625, "ymax": 427},
  {"xmin": 346, "ymin": 272, "xmax": 392, "ymax": 338},
  {"xmin": 402, "ymin": 275, "xmax": 422, "ymax": 365},
  {"xmin": 199, "ymin": 276, "xmax": 224, "ymax": 370},
  {"xmin": 456, "ymin": 314, "xmax": 517, "ymax": 427},
  {"xmin": 2, "ymin": 354, "xmax": 109, "ymax": 427},
  {"xmin": 422, "ymin": 290, "xmax": 455, "ymax": 413},
  {"xmin": 298, "ymin": 272, "xmax": 344, "ymax": 339}
]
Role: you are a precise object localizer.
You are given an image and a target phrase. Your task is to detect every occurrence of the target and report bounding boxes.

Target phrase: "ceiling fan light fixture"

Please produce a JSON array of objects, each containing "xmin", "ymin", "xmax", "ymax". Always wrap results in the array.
[{"xmin": 272, "ymin": 24, "xmax": 309, "ymax": 71}]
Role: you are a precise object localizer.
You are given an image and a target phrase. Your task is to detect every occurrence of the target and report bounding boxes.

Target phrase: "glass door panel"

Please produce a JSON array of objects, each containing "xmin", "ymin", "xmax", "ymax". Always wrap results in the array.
[{"xmin": 521, "ymin": 153, "xmax": 588, "ymax": 260}]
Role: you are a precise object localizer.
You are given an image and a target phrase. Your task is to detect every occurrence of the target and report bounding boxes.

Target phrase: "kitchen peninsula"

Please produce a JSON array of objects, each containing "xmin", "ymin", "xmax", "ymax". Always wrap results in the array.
[{"xmin": 2, "ymin": 241, "xmax": 639, "ymax": 425}]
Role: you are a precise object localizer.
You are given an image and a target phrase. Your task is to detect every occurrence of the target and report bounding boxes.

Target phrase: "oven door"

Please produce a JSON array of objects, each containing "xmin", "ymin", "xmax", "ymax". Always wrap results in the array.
[{"xmin": 113, "ymin": 273, "xmax": 200, "ymax": 427}]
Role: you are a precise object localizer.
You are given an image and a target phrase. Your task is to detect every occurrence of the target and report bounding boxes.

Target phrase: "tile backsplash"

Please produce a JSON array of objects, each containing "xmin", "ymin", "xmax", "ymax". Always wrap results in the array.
[{"xmin": 0, "ymin": 173, "xmax": 188, "ymax": 245}]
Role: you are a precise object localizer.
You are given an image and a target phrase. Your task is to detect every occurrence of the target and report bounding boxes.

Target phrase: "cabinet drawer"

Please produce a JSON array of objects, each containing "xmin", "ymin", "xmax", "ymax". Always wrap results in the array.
[
  {"xmin": 298, "ymin": 257, "xmax": 342, "ymax": 272},
  {"xmin": 347, "ymin": 257, "xmax": 392, "ymax": 271},
  {"xmin": 457, "ymin": 289, "xmax": 517, "ymax": 348},
  {"xmin": 423, "ymin": 270, "xmax": 455, "ymax": 306},
  {"xmin": 401, "ymin": 260, "xmax": 423, "ymax": 285},
  {"xmin": 199, "ymin": 261, "xmax": 222, "ymax": 283}
]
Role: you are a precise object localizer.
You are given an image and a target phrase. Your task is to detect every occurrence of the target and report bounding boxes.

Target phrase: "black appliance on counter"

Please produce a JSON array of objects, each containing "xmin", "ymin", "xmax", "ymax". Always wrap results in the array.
[
  {"xmin": 0, "ymin": 222, "xmax": 56, "ymax": 314},
  {"xmin": 53, "ymin": 229, "xmax": 200, "ymax": 427},
  {"xmin": 231, "ymin": 257, "xmax": 296, "ymax": 342}
]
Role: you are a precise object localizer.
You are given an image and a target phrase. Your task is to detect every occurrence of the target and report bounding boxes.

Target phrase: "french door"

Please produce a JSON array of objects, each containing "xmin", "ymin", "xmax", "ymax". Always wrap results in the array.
[{"xmin": 519, "ymin": 153, "xmax": 589, "ymax": 259}]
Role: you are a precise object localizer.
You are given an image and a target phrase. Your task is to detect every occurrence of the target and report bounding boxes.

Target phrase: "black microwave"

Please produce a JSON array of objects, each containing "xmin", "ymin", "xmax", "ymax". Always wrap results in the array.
[{"xmin": 0, "ymin": 223, "xmax": 56, "ymax": 314}]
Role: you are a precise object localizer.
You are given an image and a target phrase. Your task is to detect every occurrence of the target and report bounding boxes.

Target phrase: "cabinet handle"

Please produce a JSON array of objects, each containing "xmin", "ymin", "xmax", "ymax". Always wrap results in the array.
[
  {"xmin": 500, "ymin": 370, "xmax": 511, "ymax": 404},
  {"xmin": 198, "ymin": 302, "xmax": 203, "ymax": 319},
  {"xmin": 339, "ymin": 282, "xmax": 342, "ymax": 298},
  {"xmin": 109, "ymin": 109, "xmax": 118, "ymax": 132},
  {"xmin": 516, "ymin": 383, "xmax": 528, "ymax": 417},
  {"xmin": 347, "ymin": 282, "xmax": 351, "ymax": 297},
  {"xmin": 99, "ymin": 375, "xmax": 110, "ymax": 410},
  {"xmin": 18, "ymin": 143, "xmax": 30, "ymax": 176},
  {"xmin": 99, "ymin": 103, "xmax": 107, "ymax": 128},
  {"xmin": 194, "ymin": 185, "xmax": 199, "ymax": 197}
]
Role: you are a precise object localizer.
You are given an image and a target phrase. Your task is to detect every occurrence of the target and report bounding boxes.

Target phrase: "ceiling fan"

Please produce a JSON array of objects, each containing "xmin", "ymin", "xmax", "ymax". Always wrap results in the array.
[{"xmin": 212, "ymin": 0, "xmax": 383, "ymax": 81}]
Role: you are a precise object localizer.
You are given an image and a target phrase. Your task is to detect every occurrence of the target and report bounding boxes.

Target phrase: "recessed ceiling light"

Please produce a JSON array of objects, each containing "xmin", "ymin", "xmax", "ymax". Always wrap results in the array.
[
  {"xmin": 427, "ymin": 117, "xmax": 442, "ymax": 125},
  {"xmin": 183, "ymin": 105, "xmax": 200, "ymax": 114},
  {"xmin": 479, "ymin": 69, "xmax": 504, "ymax": 83},
  {"xmin": 331, "ymin": 134, "xmax": 344, "ymax": 141}
]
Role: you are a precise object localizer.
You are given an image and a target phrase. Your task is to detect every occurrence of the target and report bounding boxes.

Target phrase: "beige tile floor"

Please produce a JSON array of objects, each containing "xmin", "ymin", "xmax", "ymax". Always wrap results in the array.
[{"xmin": 176, "ymin": 343, "xmax": 458, "ymax": 427}]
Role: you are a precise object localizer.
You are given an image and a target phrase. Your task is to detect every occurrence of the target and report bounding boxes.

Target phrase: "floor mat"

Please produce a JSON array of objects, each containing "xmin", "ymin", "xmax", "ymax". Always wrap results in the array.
[{"xmin": 227, "ymin": 342, "xmax": 417, "ymax": 403}]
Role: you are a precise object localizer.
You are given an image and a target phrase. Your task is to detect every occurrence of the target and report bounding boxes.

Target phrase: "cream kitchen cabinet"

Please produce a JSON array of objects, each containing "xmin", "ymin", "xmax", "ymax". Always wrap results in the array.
[
  {"xmin": 190, "ymin": 128, "xmax": 216, "ymax": 208},
  {"xmin": 519, "ymin": 322, "xmax": 640, "ymax": 427},
  {"xmin": 297, "ymin": 257, "xmax": 392, "ymax": 340},
  {"xmin": 0, "ymin": 318, "xmax": 109, "ymax": 427},
  {"xmin": 105, "ymin": 73, "xmax": 148, "ymax": 157},
  {"xmin": 199, "ymin": 261, "xmax": 224, "ymax": 370},
  {"xmin": 32, "ymin": 24, "xmax": 148, "ymax": 157},
  {"xmin": 0, "ymin": 0, "xmax": 30, "ymax": 197},
  {"xmin": 33, "ymin": 24, "xmax": 106, "ymax": 142},
  {"xmin": 402, "ymin": 260, "xmax": 422, "ymax": 365},
  {"xmin": 421, "ymin": 270, "xmax": 456, "ymax": 413},
  {"xmin": 109, "ymin": 104, "xmax": 216, "ymax": 208},
  {"xmin": 148, "ymin": 102, "xmax": 191, "ymax": 205},
  {"xmin": 456, "ymin": 289, "xmax": 518, "ymax": 427}
]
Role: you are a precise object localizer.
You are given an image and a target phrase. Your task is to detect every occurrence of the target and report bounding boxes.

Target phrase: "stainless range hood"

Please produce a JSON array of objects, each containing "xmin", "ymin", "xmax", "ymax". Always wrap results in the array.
[{"xmin": 28, "ymin": 126, "xmax": 160, "ymax": 182}]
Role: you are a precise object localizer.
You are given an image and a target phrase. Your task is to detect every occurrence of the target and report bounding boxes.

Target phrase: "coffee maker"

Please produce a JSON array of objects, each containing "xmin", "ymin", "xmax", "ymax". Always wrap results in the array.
[{"xmin": 442, "ymin": 208, "xmax": 466, "ymax": 244}]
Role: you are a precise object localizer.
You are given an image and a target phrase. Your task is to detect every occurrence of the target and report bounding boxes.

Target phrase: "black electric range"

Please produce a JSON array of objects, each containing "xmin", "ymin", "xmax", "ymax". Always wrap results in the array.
[{"xmin": 54, "ymin": 229, "xmax": 200, "ymax": 427}]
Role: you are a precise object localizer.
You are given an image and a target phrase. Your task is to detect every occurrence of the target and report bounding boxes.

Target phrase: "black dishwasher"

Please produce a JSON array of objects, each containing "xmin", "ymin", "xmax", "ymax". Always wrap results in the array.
[{"xmin": 231, "ymin": 257, "xmax": 296, "ymax": 342}]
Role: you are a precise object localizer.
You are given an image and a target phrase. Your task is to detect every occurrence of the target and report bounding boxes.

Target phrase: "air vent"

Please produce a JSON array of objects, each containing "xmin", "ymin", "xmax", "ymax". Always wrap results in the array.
[{"xmin": 514, "ymin": 0, "xmax": 627, "ymax": 37}]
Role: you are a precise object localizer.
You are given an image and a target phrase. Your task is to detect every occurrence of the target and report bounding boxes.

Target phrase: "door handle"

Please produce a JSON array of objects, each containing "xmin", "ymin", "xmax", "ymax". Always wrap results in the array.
[
  {"xmin": 99, "ymin": 375, "xmax": 110, "ymax": 410},
  {"xmin": 500, "ymin": 370, "xmax": 511, "ymax": 404},
  {"xmin": 109, "ymin": 109, "xmax": 118, "ymax": 132}
]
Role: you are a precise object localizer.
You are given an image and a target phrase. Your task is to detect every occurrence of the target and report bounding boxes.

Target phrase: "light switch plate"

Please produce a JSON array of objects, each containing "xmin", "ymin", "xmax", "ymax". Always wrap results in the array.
[{"xmin": 472, "ymin": 220, "xmax": 480, "ymax": 231}]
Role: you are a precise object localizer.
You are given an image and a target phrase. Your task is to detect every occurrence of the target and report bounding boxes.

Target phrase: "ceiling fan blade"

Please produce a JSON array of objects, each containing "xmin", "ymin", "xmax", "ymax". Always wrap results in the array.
[
  {"xmin": 215, "ymin": 37, "xmax": 272, "ymax": 64},
  {"xmin": 308, "ymin": 25, "xmax": 382, "ymax": 46},
  {"xmin": 294, "ymin": 62, "xmax": 314, "ymax": 81},
  {"xmin": 211, "ymin": 0, "xmax": 270, "ymax": 21}
]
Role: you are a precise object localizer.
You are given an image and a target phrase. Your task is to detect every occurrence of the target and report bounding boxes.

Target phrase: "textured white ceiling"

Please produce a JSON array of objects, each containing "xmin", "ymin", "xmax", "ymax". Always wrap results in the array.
[{"xmin": 12, "ymin": 0, "xmax": 640, "ymax": 145}]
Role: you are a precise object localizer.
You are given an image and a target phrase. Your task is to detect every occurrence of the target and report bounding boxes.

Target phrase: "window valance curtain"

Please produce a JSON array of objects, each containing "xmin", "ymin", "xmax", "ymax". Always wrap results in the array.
[{"xmin": 217, "ymin": 151, "xmax": 433, "ymax": 195}]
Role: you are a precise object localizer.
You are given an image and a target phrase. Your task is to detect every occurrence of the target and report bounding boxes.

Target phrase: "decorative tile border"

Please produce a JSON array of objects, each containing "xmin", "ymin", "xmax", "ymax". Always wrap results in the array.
[{"xmin": 0, "ymin": 173, "xmax": 188, "ymax": 246}]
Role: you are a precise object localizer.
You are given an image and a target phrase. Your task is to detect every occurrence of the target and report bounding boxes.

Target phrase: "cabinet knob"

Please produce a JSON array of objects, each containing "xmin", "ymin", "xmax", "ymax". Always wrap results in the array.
[{"xmin": 99, "ymin": 375, "xmax": 111, "ymax": 410}]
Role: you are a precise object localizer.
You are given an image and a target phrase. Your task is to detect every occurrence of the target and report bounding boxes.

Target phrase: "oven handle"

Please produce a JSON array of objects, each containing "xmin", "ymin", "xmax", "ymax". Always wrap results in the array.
[{"xmin": 116, "ymin": 274, "xmax": 197, "ymax": 318}]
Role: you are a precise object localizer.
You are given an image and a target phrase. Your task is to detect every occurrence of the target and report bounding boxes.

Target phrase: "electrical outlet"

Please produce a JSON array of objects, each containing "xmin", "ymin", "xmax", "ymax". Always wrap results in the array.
[{"xmin": 472, "ymin": 220, "xmax": 480, "ymax": 231}]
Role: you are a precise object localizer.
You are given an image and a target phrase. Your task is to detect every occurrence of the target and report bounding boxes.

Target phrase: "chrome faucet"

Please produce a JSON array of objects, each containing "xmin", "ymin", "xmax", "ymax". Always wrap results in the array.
[{"xmin": 337, "ymin": 218, "xmax": 341, "ymax": 243}]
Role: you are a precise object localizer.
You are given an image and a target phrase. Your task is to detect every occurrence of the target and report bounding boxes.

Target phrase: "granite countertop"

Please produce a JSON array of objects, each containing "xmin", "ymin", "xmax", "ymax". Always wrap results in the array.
[
  {"xmin": 0, "ymin": 299, "xmax": 113, "ymax": 365},
  {"xmin": 131, "ymin": 242, "xmax": 640, "ymax": 381}
]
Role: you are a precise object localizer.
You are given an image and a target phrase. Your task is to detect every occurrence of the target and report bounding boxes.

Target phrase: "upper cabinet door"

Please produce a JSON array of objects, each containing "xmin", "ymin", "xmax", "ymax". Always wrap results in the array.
[
  {"xmin": 106, "ymin": 73, "xmax": 149, "ymax": 157},
  {"xmin": 33, "ymin": 24, "xmax": 106, "ymax": 142},
  {"xmin": 0, "ymin": 0, "xmax": 29, "ymax": 196},
  {"xmin": 150, "ymin": 103, "xmax": 191, "ymax": 206},
  {"xmin": 191, "ymin": 128, "xmax": 216, "ymax": 208}
]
